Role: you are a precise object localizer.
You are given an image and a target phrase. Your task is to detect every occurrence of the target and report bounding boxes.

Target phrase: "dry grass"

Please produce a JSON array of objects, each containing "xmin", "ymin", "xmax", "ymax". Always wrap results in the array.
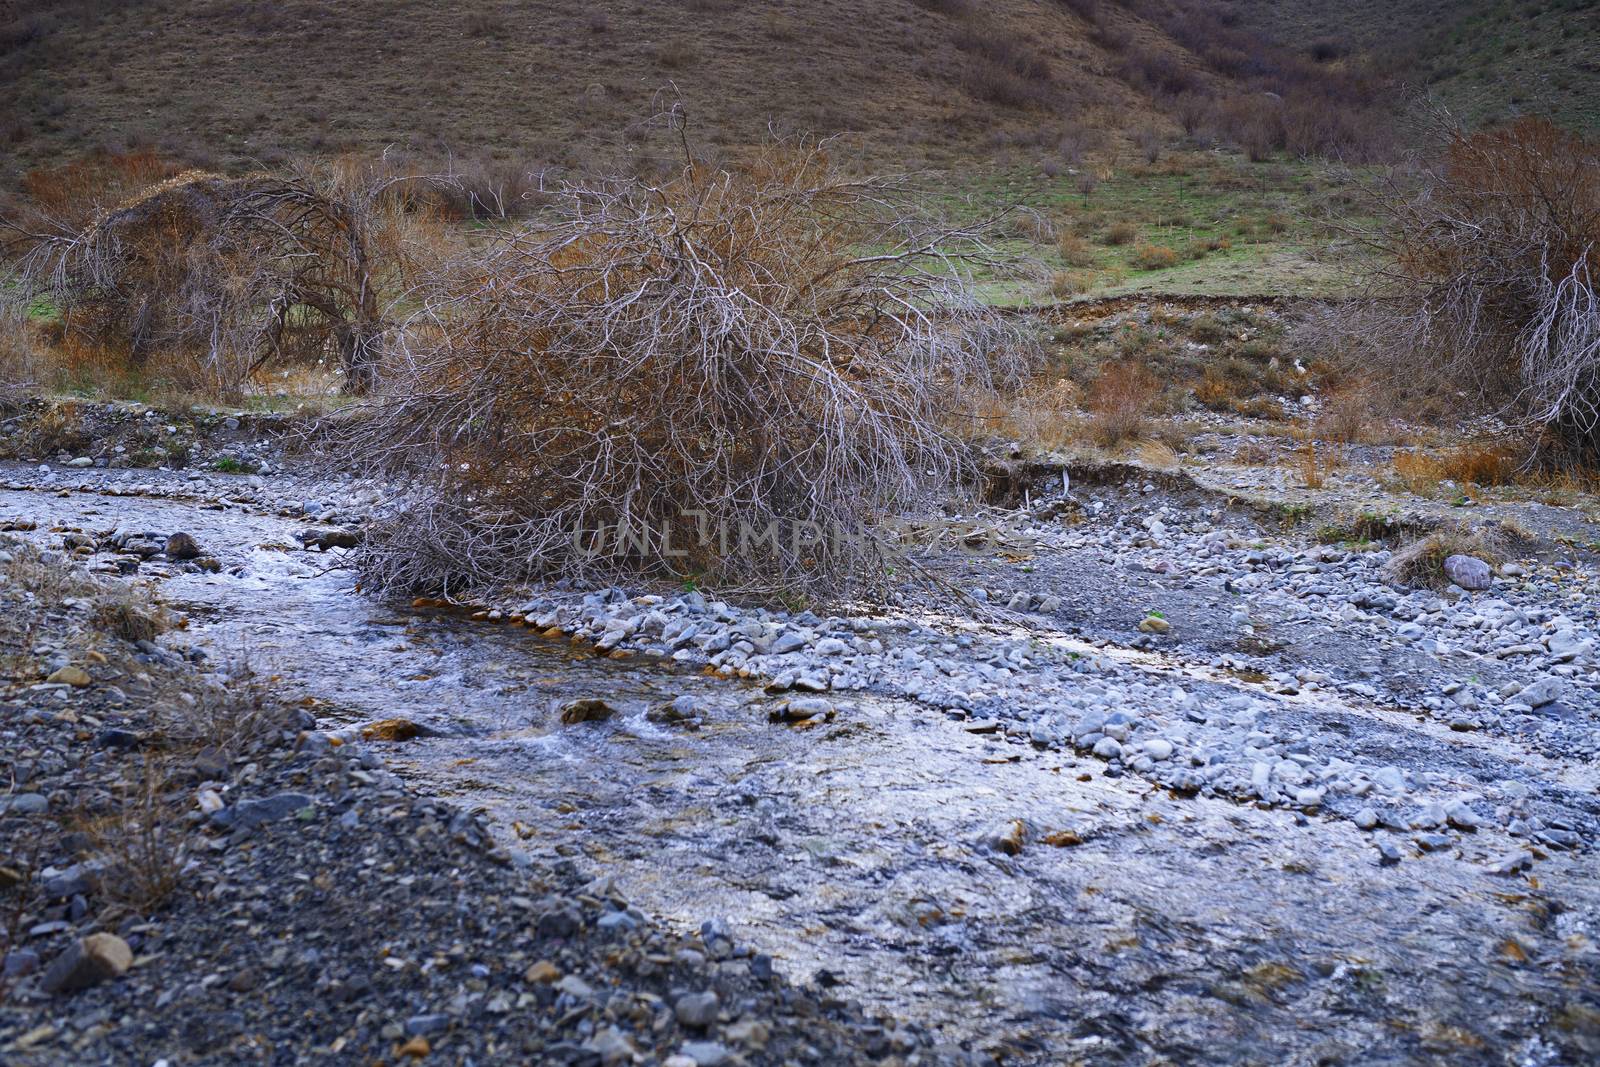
[
  {"xmin": 1087, "ymin": 361, "xmax": 1161, "ymax": 448},
  {"xmin": 1391, "ymin": 443, "xmax": 1523, "ymax": 496},
  {"xmin": 1049, "ymin": 269, "xmax": 1094, "ymax": 298},
  {"xmin": 1314, "ymin": 376, "xmax": 1388, "ymax": 444},
  {"xmin": 1103, "ymin": 221, "xmax": 1137, "ymax": 246},
  {"xmin": 92, "ymin": 593, "xmax": 171, "ymax": 645},
  {"xmin": 151, "ymin": 655, "xmax": 281, "ymax": 757},
  {"xmin": 1131, "ymin": 243, "xmax": 1180, "ymax": 270},
  {"xmin": 983, "ymin": 373, "xmax": 1084, "ymax": 450},
  {"xmin": 1057, "ymin": 231, "xmax": 1096, "ymax": 266},
  {"xmin": 83, "ymin": 756, "xmax": 187, "ymax": 914},
  {"xmin": 1380, "ymin": 520, "xmax": 1531, "ymax": 589},
  {"xmin": 0, "ymin": 0, "xmax": 1192, "ymax": 182},
  {"xmin": 1289, "ymin": 434, "xmax": 1341, "ymax": 489}
]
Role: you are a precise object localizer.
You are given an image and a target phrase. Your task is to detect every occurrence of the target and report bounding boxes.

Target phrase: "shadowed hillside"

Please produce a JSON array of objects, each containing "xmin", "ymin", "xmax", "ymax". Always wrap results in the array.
[
  {"xmin": 1231, "ymin": 0, "xmax": 1600, "ymax": 132},
  {"xmin": 1, "ymin": 0, "xmax": 1395, "ymax": 182}
]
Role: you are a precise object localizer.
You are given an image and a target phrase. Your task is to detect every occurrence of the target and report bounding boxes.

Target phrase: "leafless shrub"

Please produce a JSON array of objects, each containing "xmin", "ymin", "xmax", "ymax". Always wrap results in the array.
[
  {"xmin": 1088, "ymin": 362, "xmax": 1160, "ymax": 447},
  {"xmin": 1343, "ymin": 117, "xmax": 1600, "ymax": 468},
  {"xmin": 338, "ymin": 138, "xmax": 1030, "ymax": 596},
  {"xmin": 1011, "ymin": 208, "xmax": 1055, "ymax": 244},
  {"xmin": 152, "ymin": 656, "xmax": 283, "ymax": 755},
  {"xmin": 87, "ymin": 756, "xmax": 186, "ymax": 914},
  {"xmin": 2, "ymin": 153, "xmax": 457, "ymax": 396},
  {"xmin": 1103, "ymin": 220, "xmax": 1136, "ymax": 246},
  {"xmin": 1134, "ymin": 126, "xmax": 1164, "ymax": 164}
]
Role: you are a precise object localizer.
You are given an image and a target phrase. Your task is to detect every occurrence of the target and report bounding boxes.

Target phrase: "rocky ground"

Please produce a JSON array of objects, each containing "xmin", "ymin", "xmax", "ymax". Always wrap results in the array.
[
  {"xmin": 0, "ymin": 395, "xmax": 1598, "ymax": 1064},
  {"xmin": 0, "ymin": 540, "xmax": 932, "ymax": 1065}
]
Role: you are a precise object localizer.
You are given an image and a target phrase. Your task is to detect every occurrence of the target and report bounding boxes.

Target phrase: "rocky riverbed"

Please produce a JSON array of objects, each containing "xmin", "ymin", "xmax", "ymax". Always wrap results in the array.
[{"xmin": 1, "ymin": 433, "xmax": 1598, "ymax": 1064}]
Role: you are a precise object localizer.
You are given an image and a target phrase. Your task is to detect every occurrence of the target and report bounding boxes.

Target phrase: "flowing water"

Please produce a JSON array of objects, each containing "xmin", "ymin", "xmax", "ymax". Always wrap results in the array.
[{"xmin": 7, "ymin": 479, "xmax": 1599, "ymax": 1065}]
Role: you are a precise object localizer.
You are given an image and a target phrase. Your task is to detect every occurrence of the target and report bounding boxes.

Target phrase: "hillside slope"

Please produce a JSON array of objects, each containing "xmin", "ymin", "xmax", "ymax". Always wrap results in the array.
[
  {"xmin": 1, "ymin": 0, "xmax": 1187, "ymax": 179},
  {"xmin": 1231, "ymin": 0, "xmax": 1600, "ymax": 132}
]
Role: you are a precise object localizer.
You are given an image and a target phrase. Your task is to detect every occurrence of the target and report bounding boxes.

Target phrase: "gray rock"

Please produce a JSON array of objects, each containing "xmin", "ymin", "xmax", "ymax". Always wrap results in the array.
[
  {"xmin": 1514, "ymin": 678, "xmax": 1565, "ymax": 708},
  {"xmin": 1486, "ymin": 850, "xmax": 1533, "ymax": 875},
  {"xmin": 585, "ymin": 1026, "xmax": 636, "ymax": 1064},
  {"xmin": 1, "ymin": 793, "xmax": 49, "ymax": 815},
  {"xmin": 226, "ymin": 792, "xmax": 316, "ymax": 830},
  {"xmin": 1353, "ymin": 808, "xmax": 1379, "ymax": 831},
  {"xmin": 556, "ymin": 974, "xmax": 595, "ymax": 1000},
  {"xmin": 678, "ymin": 1041, "xmax": 733, "ymax": 1067},
  {"xmin": 674, "ymin": 991, "xmax": 720, "ymax": 1028},
  {"xmin": 769, "ymin": 632, "xmax": 807, "ymax": 655},
  {"xmin": 3, "ymin": 950, "xmax": 40, "ymax": 978},
  {"xmin": 164, "ymin": 532, "xmax": 203, "ymax": 560},
  {"xmin": 405, "ymin": 1013, "xmax": 451, "ymax": 1036},
  {"xmin": 1443, "ymin": 554, "xmax": 1492, "ymax": 590},
  {"xmin": 559, "ymin": 698, "xmax": 618, "ymax": 724},
  {"xmin": 648, "ymin": 695, "xmax": 702, "ymax": 726},
  {"xmin": 41, "ymin": 933, "xmax": 133, "ymax": 994}
]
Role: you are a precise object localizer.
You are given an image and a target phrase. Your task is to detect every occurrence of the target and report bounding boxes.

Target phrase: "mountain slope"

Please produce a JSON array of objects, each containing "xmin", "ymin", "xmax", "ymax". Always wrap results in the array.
[
  {"xmin": 1230, "ymin": 0, "xmax": 1600, "ymax": 132},
  {"xmin": 1, "ymin": 0, "xmax": 1179, "ymax": 179}
]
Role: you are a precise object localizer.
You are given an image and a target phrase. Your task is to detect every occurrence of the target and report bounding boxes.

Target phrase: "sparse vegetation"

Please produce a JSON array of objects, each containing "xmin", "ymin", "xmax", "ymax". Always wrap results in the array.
[
  {"xmin": 1087, "ymin": 361, "xmax": 1161, "ymax": 447},
  {"xmin": 1131, "ymin": 243, "xmax": 1180, "ymax": 270},
  {"xmin": 343, "ymin": 139, "xmax": 1029, "ymax": 595},
  {"xmin": 2, "ymin": 152, "xmax": 458, "ymax": 397},
  {"xmin": 1349, "ymin": 117, "xmax": 1600, "ymax": 469}
]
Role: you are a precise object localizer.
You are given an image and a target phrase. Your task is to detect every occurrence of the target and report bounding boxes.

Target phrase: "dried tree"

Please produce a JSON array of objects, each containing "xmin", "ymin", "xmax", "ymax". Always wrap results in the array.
[
  {"xmin": 339, "ymin": 140, "xmax": 1030, "ymax": 596},
  {"xmin": 1345, "ymin": 117, "xmax": 1600, "ymax": 466},
  {"xmin": 2, "ymin": 154, "xmax": 449, "ymax": 394}
]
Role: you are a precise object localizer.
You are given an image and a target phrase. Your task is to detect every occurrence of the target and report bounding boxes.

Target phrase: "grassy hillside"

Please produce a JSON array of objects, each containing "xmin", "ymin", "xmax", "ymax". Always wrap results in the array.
[
  {"xmin": 2, "ymin": 0, "xmax": 1418, "ymax": 183},
  {"xmin": 1, "ymin": 0, "xmax": 1194, "ymax": 181},
  {"xmin": 1232, "ymin": 0, "xmax": 1600, "ymax": 132}
]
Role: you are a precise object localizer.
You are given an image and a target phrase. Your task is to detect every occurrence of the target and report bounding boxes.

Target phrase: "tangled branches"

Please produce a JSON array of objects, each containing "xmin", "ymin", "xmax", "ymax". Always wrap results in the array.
[
  {"xmin": 343, "ymin": 142, "xmax": 1029, "ymax": 596},
  {"xmin": 1350, "ymin": 117, "xmax": 1600, "ymax": 467},
  {"xmin": 2, "ymin": 154, "xmax": 449, "ymax": 394}
]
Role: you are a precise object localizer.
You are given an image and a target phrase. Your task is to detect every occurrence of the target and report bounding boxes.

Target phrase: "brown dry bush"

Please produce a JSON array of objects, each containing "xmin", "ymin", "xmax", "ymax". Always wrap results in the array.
[
  {"xmin": 1289, "ymin": 433, "xmax": 1340, "ymax": 489},
  {"xmin": 340, "ymin": 140, "xmax": 1029, "ymax": 596},
  {"xmin": 1131, "ymin": 243, "xmax": 1180, "ymax": 270},
  {"xmin": 1057, "ymin": 232, "xmax": 1095, "ymax": 266},
  {"xmin": 2, "ymin": 153, "xmax": 458, "ymax": 396},
  {"xmin": 1391, "ymin": 443, "xmax": 1523, "ymax": 495},
  {"xmin": 1102, "ymin": 221, "xmax": 1137, "ymax": 246},
  {"xmin": 85, "ymin": 756, "xmax": 187, "ymax": 914},
  {"xmin": 152, "ymin": 658, "xmax": 282, "ymax": 757},
  {"xmin": 1347, "ymin": 117, "xmax": 1600, "ymax": 469},
  {"xmin": 1049, "ymin": 270, "xmax": 1093, "ymax": 299},
  {"xmin": 1087, "ymin": 362, "xmax": 1160, "ymax": 447},
  {"xmin": 1315, "ymin": 377, "xmax": 1383, "ymax": 444}
]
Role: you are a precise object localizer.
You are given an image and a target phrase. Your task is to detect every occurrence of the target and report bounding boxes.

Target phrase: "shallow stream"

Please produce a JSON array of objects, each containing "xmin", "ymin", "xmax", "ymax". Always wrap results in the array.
[{"xmin": 7, "ymin": 480, "xmax": 1599, "ymax": 1065}]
